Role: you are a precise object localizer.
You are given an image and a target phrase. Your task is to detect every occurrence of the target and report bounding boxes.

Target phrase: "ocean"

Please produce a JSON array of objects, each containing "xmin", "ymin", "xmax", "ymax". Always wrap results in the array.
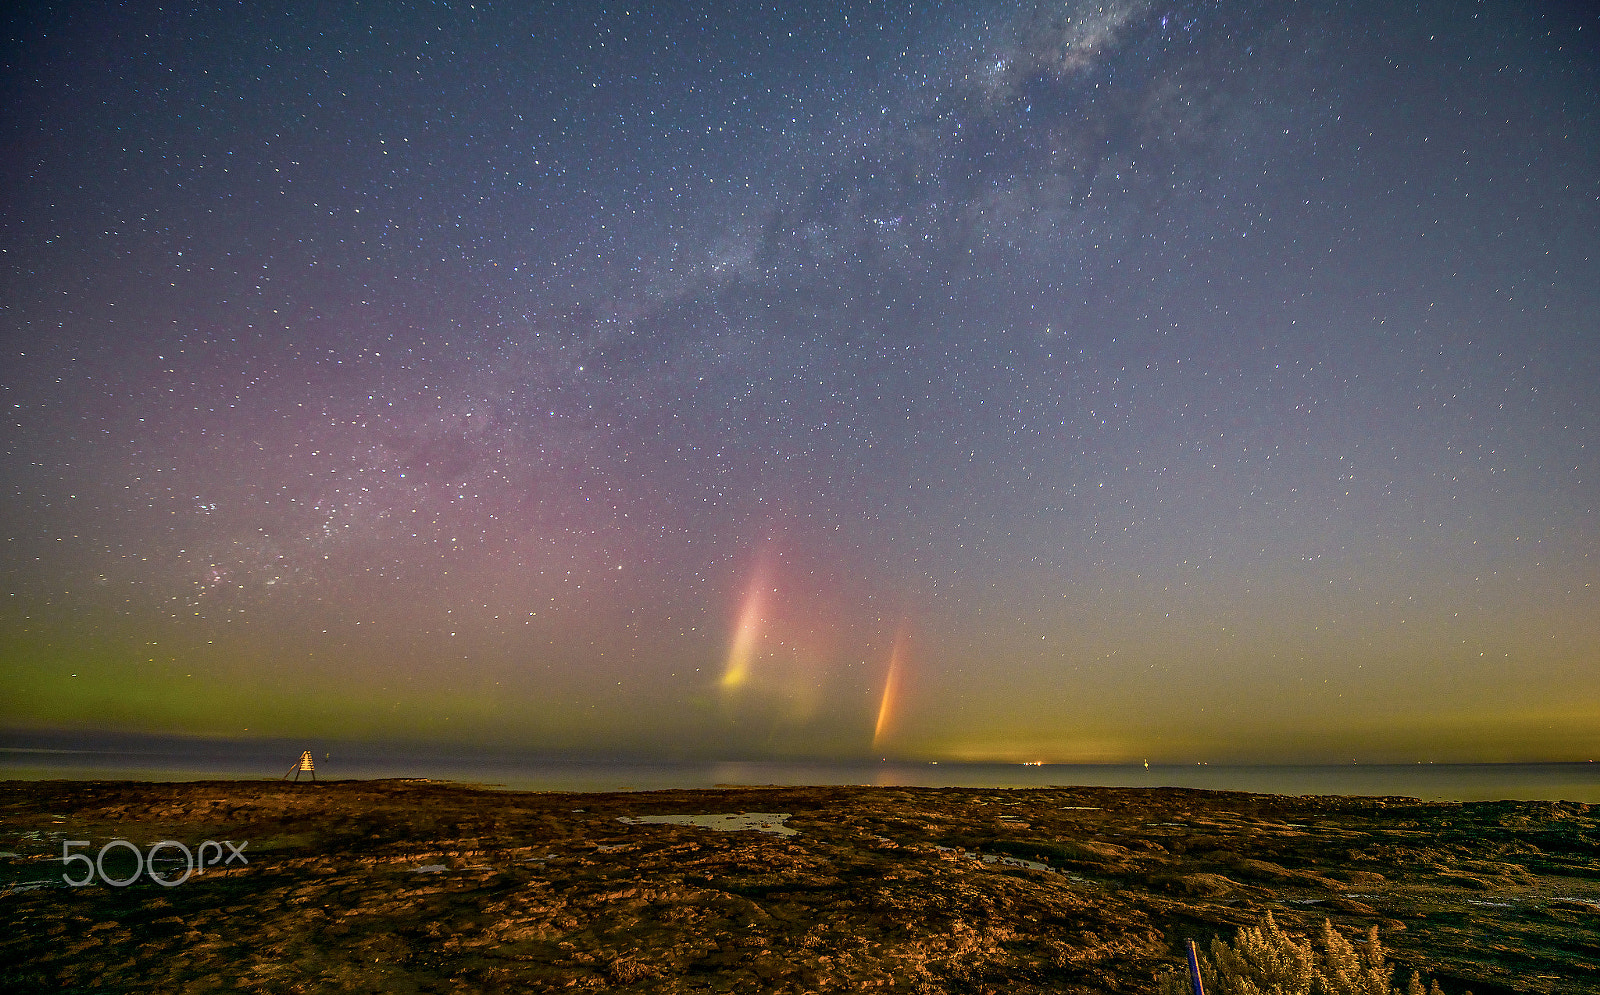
[{"xmin": 2, "ymin": 735, "xmax": 1596, "ymax": 802}]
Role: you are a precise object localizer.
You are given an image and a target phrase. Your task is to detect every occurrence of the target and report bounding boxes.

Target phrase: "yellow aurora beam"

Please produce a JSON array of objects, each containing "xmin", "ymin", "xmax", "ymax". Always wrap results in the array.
[
  {"xmin": 873, "ymin": 624, "xmax": 909, "ymax": 749},
  {"xmin": 720, "ymin": 567, "xmax": 766, "ymax": 691}
]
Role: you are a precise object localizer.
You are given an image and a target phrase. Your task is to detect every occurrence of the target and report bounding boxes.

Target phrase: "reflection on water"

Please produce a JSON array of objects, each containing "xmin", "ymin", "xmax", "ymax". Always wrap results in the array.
[
  {"xmin": 2, "ymin": 740, "xmax": 1597, "ymax": 802},
  {"xmin": 617, "ymin": 813, "xmax": 797, "ymax": 835}
]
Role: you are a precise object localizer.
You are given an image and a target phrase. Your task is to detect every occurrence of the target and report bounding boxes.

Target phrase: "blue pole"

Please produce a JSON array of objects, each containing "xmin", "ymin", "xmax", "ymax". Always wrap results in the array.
[{"xmin": 1186, "ymin": 938, "xmax": 1205, "ymax": 995}]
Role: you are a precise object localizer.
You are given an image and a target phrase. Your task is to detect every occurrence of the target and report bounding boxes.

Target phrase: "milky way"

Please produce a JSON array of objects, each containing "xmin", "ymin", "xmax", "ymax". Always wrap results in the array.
[{"xmin": 3, "ymin": 1, "xmax": 1597, "ymax": 761}]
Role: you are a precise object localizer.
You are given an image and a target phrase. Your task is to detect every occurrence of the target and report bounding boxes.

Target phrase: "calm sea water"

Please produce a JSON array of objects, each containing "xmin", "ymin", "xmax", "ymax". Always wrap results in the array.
[{"xmin": 2, "ymin": 736, "xmax": 1596, "ymax": 802}]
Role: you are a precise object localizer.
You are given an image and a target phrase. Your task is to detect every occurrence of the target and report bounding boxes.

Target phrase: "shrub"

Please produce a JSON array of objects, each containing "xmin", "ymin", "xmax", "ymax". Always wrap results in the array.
[{"xmin": 1158, "ymin": 912, "xmax": 1467, "ymax": 995}]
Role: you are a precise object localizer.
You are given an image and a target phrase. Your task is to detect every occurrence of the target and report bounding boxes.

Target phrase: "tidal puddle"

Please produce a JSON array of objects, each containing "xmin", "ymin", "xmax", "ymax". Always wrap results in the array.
[{"xmin": 616, "ymin": 813, "xmax": 797, "ymax": 836}]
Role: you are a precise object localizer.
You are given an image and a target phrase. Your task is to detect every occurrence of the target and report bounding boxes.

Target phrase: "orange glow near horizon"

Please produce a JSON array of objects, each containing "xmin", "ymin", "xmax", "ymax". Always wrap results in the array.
[{"xmin": 873, "ymin": 624, "xmax": 909, "ymax": 750}]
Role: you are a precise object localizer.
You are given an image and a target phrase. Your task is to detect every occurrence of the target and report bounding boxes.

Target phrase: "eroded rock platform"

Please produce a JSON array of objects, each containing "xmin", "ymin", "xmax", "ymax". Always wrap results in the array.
[{"xmin": 2, "ymin": 780, "xmax": 1596, "ymax": 992}]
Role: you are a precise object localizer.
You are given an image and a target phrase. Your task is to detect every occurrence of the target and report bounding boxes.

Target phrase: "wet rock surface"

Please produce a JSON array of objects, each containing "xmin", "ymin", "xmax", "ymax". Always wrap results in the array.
[{"xmin": 1, "ymin": 780, "xmax": 1595, "ymax": 993}]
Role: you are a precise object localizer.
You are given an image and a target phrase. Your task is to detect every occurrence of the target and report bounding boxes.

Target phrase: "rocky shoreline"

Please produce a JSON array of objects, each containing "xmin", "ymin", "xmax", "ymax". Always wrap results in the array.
[{"xmin": 2, "ymin": 779, "xmax": 1595, "ymax": 992}]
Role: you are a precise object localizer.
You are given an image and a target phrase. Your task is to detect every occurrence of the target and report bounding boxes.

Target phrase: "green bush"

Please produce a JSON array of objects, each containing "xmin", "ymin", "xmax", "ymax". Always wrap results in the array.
[{"xmin": 1158, "ymin": 912, "xmax": 1467, "ymax": 995}]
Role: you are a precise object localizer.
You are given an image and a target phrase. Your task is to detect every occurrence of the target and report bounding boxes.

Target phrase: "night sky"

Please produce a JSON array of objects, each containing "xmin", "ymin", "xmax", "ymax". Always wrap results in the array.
[{"xmin": 4, "ymin": 1, "xmax": 1597, "ymax": 763}]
